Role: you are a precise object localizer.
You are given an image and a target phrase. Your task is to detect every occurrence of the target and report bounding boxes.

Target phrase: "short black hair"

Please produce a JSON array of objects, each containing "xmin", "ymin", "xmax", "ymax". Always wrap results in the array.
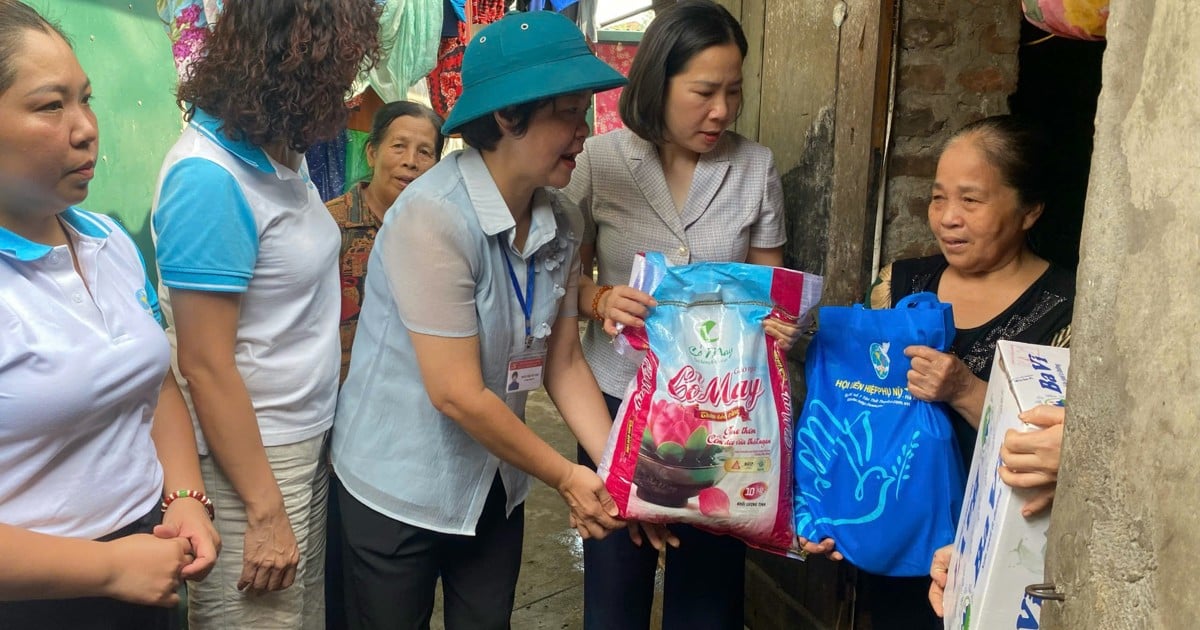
[
  {"xmin": 619, "ymin": 0, "xmax": 748, "ymax": 145},
  {"xmin": 457, "ymin": 97, "xmax": 554, "ymax": 152},
  {"xmin": 0, "ymin": 0, "xmax": 71, "ymax": 95},
  {"xmin": 368, "ymin": 100, "xmax": 446, "ymax": 159},
  {"xmin": 950, "ymin": 115, "xmax": 1052, "ymax": 212}
]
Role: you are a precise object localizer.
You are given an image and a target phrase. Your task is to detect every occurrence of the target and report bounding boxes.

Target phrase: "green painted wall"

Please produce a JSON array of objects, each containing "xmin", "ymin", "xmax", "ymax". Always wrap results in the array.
[{"xmin": 29, "ymin": 0, "xmax": 182, "ymax": 282}]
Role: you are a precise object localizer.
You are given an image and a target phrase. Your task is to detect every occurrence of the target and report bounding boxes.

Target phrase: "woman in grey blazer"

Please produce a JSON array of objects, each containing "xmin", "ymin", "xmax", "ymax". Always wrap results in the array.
[{"xmin": 563, "ymin": 2, "xmax": 802, "ymax": 628}]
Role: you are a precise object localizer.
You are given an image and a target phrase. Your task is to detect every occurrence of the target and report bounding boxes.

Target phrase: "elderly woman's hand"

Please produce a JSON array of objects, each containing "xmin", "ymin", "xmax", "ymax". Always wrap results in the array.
[
  {"xmin": 1000, "ymin": 404, "xmax": 1065, "ymax": 517},
  {"xmin": 904, "ymin": 346, "xmax": 985, "ymax": 412},
  {"xmin": 626, "ymin": 521, "xmax": 681, "ymax": 551},
  {"xmin": 928, "ymin": 544, "xmax": 953, "ymax": 618},
  {"xmin": 795, "ymin": 535, "xmax": 843, "ymax": 561}
]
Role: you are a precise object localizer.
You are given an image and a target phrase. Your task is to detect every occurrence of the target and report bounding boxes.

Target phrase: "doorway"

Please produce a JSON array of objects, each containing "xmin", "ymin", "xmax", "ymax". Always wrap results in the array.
[{"xmin": 1009, "ymin": 20, "xmax": 1106, "ymax": 271}]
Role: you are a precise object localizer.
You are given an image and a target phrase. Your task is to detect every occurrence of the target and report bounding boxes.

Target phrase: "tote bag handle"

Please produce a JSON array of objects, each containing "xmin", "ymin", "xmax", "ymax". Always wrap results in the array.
[
  {"xmin": 895, "ymin": 291, "xmax": 942, "ymax": 309},
  {"xmin": 893, "ymin": 291, "xmax": 955, "ymax": 348}
]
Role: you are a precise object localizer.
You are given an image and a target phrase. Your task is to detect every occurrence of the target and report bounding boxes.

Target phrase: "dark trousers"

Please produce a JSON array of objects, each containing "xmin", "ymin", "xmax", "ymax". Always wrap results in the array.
[
  {"xmin": 338, "ymin": 474, "xmax": 525, "ymax": 630},
  {"xmin": 861, "ymin": 572, "xmax": 941, "ymax": 630},
  {"xmin": 0, "ymin": 507, "xmax": 176, "ymax": 630},
  {"xmin": 578, "ymin": 394, "xmax": 746, "ymax": 630},
  {"xmin": 326, "ymin": 471, "xmax": 349, "ymax": 630}
]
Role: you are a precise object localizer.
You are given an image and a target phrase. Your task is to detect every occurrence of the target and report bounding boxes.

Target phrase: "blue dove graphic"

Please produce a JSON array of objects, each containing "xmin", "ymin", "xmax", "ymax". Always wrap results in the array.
[{"xmin": 794, "ymin": 399, "xmax": 921, "ymax": 536}]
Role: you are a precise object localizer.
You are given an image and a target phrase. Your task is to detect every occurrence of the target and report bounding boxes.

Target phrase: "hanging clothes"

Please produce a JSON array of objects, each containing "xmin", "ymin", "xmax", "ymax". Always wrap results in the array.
[
  {"xmin": 345, "ymin": 130, "xmax": 374, "ymax": 194},
  {"xmin": 1022, "ymin": 0, "xmax": 1108, "ymax": 41},
  {"xmin": 442, "ymin": 0, "xmax": 462, "ymax": 36},
  {"xmin": 529, "ymin": 0, "xmax": 579, "ymax": 11},
  {"xmin": 593, "ymin": 40, "xmax": 637, "ymax": 135},
  {"xmin": 349, "ymin": 0, "xmax": 444, "ymax": 102},
  {"xmin": 156, "ymin": 0, "xmax": 224, "ymax": 80},
  {"xmin": 447, "ymin": 0, "xmax": 467, "ymax": 22},
  {"xmin": 526, "ymin": 0, "xmax": 595, "ymax": 42},
  {"xmin": 576, "ymin": 0, "xmax": 597, "ymax": 42},
  {"xmin": 306, "ymin": 131, "xmax": 349, "ymax": 202},
  {"xmin": 426, "ymin": 0, "xmax": 506, "ymax": 120}
]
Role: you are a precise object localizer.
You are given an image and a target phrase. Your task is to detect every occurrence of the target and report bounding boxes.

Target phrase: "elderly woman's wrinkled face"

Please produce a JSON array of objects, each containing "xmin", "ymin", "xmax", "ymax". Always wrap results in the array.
[
  {"xmin": 366, "ymin": 114, "xmax": 440, "ymax": 208},
  {"xmin": 928, "ymin": 135, "xmax": 1042, "ymax": 275}
]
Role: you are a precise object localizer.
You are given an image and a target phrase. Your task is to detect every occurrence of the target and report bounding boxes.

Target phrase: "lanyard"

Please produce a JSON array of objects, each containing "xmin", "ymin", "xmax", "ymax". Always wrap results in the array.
[{"xmin": 501, "ymin": 247, "xmax": 536, "ymax": 348}]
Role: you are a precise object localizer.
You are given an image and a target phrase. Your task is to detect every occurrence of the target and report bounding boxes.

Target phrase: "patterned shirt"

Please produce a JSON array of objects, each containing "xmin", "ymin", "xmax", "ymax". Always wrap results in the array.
[{"xmin": 325, "ymin": 182, "xmax": 382, "ymax": 383}]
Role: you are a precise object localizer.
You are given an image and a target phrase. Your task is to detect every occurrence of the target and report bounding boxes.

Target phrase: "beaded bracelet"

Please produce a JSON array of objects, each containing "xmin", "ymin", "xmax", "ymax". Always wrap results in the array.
[
  {"xmin": 161, "ymin": 489, "xmax": 215, "ymax": 521},
  {"xmin": 591, "ymin": 285, "xmax": 613, "ymax": 322}
]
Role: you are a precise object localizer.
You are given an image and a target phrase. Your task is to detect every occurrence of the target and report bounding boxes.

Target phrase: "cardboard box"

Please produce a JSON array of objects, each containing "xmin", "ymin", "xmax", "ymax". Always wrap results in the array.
[{"xmin": 944, "ymin": 340, "xmax": 1070, "ymax": 630}]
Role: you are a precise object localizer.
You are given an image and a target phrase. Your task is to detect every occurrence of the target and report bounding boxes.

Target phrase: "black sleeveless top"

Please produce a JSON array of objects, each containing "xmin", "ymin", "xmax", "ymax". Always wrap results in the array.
[{"xmin": 885, "ymin": 254, "xmax": 1075, "ymax": 463}]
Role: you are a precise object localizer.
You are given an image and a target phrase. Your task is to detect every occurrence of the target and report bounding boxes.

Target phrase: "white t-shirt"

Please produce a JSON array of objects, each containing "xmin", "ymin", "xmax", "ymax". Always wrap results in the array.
[
  {"xmin": 0, "ymin": 208, "xmax": 166, "ymax": 539},
  {"xmin": 152, "ymin": 110, "xmax": 341, "ymax": 453}
]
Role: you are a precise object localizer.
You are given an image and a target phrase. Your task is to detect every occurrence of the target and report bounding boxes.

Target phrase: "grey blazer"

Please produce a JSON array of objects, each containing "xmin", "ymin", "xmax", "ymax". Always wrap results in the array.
[{"xmin": 563, "ymin": 127, "xmax": 787, "ymax": 396}]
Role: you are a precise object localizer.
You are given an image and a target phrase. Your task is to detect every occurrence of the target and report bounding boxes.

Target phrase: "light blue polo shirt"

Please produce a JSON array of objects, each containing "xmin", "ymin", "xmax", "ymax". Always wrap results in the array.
[
  {"xmin": 332, "ymin": 148, "xmax": 581, "ymax": 535},
  {"xmin": 0, "ymin": 208, "xmax": 166, "ymax": 539},
  {"xmin": 152, "ymin": 110, "xmax": 341, "ymax": 454}
]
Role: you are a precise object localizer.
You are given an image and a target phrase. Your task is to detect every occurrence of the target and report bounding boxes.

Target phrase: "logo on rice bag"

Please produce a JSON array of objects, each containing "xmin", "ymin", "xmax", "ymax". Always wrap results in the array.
[{"xmin": 690, "ymin": 318, "xmax": 732, "ymax": 363}]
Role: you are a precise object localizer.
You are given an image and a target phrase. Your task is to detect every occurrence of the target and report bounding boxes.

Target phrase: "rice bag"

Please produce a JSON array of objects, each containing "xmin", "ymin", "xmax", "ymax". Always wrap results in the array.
[{"xmin": 598, "ymin": 252, "xmax": 823, "ymax": 553}]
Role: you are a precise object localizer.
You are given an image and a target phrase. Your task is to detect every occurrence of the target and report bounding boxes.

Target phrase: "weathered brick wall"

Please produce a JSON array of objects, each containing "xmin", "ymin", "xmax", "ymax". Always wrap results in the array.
[{"xmin": 882, "ymin": 0, "xmax": 1022, "ymax": 263}]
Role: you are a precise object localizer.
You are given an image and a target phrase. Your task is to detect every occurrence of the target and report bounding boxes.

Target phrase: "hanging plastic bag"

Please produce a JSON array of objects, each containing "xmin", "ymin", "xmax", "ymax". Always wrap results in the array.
[
  {"xmin": 599, "ymin": 253, "xmax": 823, "ymax": 553},
  {"xmin": 793, "ymin": 292, "xmax": 965, "ymax": 576},
  {"xmin": 1022, "ymin": 0, "xmax": 1108, "ymax": 41}
]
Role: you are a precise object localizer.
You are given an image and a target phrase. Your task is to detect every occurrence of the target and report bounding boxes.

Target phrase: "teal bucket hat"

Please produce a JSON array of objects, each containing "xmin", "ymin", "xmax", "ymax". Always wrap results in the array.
[{"xmin": 441, "ymin": 11, "xmax": 628, "ymax": 135}]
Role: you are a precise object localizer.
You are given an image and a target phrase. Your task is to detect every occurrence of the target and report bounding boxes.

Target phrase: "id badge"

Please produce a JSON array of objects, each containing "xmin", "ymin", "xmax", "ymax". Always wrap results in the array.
[{"xmin": 505, "ymin": 350, "xmax": 546, "ymax": 393}]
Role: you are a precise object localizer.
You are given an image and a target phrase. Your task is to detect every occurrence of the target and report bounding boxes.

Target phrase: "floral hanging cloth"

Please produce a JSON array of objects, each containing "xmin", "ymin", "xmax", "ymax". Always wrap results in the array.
[
  {"xmin": 426, "ymin": 0, "xmax": 506, "ymax": 120},
  {"xmin": 156, "ymin": 0, "xmax": 223, "ymax": 81},
  {"xmin": 592, "ymin": 41, "xmax": 636, "ymax": 135},
  {"xmin": 1022, "ymin": 0, "xmax": 1108, "ymax": 41},
  {"xmin": 348, "ymin": 0, "xmax": 443, "ymax": 103}
]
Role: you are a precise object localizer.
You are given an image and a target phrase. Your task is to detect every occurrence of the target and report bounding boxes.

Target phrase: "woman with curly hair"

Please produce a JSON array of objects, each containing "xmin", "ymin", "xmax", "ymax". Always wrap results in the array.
[{"xmin": 149, "ymin": 1, "xmax": 381, "ymax": 628}]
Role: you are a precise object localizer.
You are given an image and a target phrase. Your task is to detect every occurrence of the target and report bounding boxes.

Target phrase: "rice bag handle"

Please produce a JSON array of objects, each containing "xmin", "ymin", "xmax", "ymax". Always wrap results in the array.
[{"xmin": 686, "ymin": 284, "xmax": 723, "ymax": 305}]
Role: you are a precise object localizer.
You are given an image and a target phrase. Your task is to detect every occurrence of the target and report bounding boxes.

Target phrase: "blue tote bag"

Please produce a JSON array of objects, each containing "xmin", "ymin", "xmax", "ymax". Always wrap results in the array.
[{"xmin": 793, "ymin": 292, "xmax": 965, "ymax": 576}]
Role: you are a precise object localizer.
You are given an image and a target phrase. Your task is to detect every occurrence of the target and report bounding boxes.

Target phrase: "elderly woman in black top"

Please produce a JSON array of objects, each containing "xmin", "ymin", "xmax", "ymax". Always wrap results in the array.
[
  {"xmin": 875, "ymin": 115, "xmax": 1073, "ymax": 457},
  {"xmin": 858, "ymin": 115, "xmax": 1075, "ymax": 629}
]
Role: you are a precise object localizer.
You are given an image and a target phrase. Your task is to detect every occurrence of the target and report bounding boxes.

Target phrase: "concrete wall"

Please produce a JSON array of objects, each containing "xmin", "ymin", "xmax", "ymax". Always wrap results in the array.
[
  {"xmin": 1043, "ymin": 0, "xmax": 1200, "ymax": 627},
  {"xmin": 29, "ymin": 0, "xmax": 181, "ymax": 282}
]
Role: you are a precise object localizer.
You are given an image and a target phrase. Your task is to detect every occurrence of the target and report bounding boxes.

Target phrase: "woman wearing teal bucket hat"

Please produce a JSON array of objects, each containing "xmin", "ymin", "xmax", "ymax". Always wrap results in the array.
[{"xmin": 331, "ymin": 11, "xmax": 638, "ymax": 629}]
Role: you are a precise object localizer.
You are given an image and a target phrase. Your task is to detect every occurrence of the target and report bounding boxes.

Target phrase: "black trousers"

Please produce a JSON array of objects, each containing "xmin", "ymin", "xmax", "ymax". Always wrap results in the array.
[
  {"xmin": 577, "ymin": 394, "xmax": 746, "ymax": 630},
  {"xmin": 338, "ymin": 474, "xmax": 525, "ymax": 630},
  {"xmin": 326, "ymin": 471, "xmax": 349, "ymax": 630},
  {"xmin": 0, "ymin": 507, "xmax": 176, "ymax": 630}
]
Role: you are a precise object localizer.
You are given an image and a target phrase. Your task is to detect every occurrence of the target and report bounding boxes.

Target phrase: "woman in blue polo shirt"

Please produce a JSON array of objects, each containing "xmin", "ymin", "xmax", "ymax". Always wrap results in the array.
[
  {"xmin": 0, "ymin": 2, "xmax": 218, "ymax": 628},
  {"xmin": 331, "ymin": 12, "xmax": 641, "ymax": 629},
  {"xmin": 150, "ymin": 2, "xmax": 381, "ymax": 628}
]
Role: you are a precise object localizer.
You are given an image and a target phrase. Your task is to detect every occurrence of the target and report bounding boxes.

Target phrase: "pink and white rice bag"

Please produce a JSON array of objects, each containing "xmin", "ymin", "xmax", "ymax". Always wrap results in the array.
[{"xmin": 598, "ymin": 253, "xmax": 822, "ymax": 553}]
